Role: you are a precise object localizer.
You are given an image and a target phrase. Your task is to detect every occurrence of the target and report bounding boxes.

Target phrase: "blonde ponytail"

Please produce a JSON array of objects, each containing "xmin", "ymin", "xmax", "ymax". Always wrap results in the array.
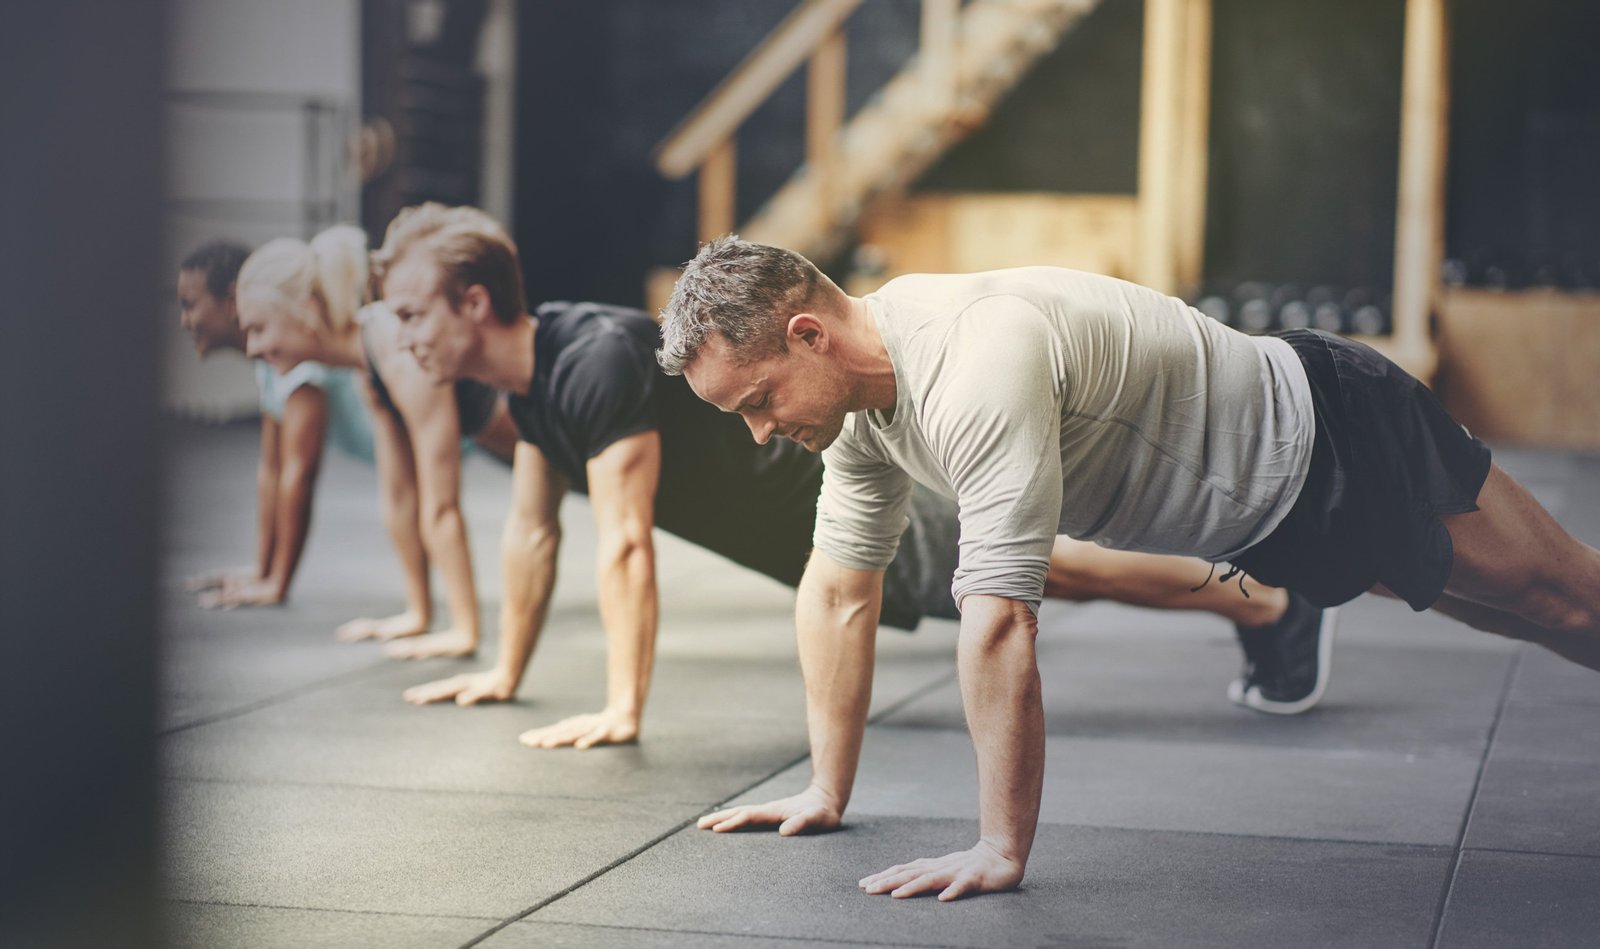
[
  {"xmin": 236, "ymin": 225, "xmax": 371, "ymax": 334},
  {"xmin": 309, "ymin": 224, "xmax": 370, "ymax": 332}
]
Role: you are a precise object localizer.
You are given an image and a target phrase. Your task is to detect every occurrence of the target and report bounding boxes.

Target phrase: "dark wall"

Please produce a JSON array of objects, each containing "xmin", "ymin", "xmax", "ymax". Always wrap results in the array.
[
  {"xmin": 1448, "ymin": 0, "xmax": 1600, "ymax": 288},
  {"xmin": 513, "ymin": 0, "xmax": 920, "ymax": 307},
  {"xmin": 1203, "ymin": 0, "xmax": 1404, "ymax": 294},
  {"xmin": 920, "ymin": 0, "xmax": 1144, "ymax": 194},
  {"xmin": 0, "ymin": 3, "xmax": 165, "ymax": 948}
]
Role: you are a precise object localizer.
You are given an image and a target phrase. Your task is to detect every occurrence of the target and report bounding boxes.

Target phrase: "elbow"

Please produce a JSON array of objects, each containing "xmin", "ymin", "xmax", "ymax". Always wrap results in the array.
[
  {"xmin": 503, "ymin": 517, "xmax": 560, "ymax": 559},
  {"xmin": 800, "ymin": 574, "xmax": 878, "ymax": 629},
  {"xmin": 278, "ymin": 459, "xmax": 322, "ymax": 496},
  {"xmin": 599, "ymin": 520, "xmax": 654, "ymax": 569},
  {"xmin": 421, "ymin": 502, "xmax": 463, "ymax": 541},
  {"xmin": 960, "ymin": 596, "xmax": 1040, "ymax": 656}
]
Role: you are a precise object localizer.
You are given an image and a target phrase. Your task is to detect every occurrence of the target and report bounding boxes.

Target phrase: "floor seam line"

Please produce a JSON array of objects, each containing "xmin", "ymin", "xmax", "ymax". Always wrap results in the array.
[
  {"xmin": 522, "ymin": 918, "xmax": 980, "ymax": 948},
  {"xmin": 161, "ymin": 896, "xmax": 497, "ymax": 920},
  {"xmin": 157, "ymin": 661, "xmax": 398, "ymax": 735},
  {"xmin": 457, "ymin": 672, "xmax": 961, "ymax": 948},
  {"xmin": 1428, "ymin": 646, "xmax": 1522, "ymax": 948},
  {"xmin": 159, "ymin": 772, "xmax": 725, "ymax": 806}
]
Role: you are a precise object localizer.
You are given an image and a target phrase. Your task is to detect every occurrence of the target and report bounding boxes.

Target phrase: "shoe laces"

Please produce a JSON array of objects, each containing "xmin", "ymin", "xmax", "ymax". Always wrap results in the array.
[{"xmin": 1191, "ymin": 562, "xmax": 1251, "ymax": 599}]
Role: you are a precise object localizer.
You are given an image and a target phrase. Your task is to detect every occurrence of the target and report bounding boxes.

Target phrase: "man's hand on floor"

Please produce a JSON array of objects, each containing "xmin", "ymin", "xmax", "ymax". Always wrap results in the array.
[
  {"xmin": 697, "ymin": 784, "xmax": 843, "ymax": 836},
  {"xmin": 402, "ymin": 670, "xmax": 516, "ymax": 706},
  {"xmin": 858, "ymin": 839, "xmax": 1025, "ymax": 901},
  {"xmin": 518, "ymin": 707, "xmax": 640, "ymax": 750}
]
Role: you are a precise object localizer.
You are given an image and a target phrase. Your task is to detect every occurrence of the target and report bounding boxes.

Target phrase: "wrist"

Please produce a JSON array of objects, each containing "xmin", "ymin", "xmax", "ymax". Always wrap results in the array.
[
  {"xmin": 490, "ymin": 663, "xmax": 523, "ymax": 692},
  {"xmin": 976, "ymin": 835, "xmax": 1029, "ymax": 867},
  {"xmin": 806, "ymin": 781, "xmax": 848, "ymax": 814}
]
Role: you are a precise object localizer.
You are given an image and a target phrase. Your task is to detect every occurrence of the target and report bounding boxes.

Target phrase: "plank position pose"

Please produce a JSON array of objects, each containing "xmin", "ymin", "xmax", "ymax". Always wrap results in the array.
[
  {"xmin": 178, "ymin": 239, "xmax": 376, "ymax": 610},
  {"xmin": 376, "ymin": 203, "xmax": 1332, "ymax": 754},
  {"xmin": 231, "ymin": 224, "xmax": 519, "ymax": 659},
  {"xmin": 660, "ymin": 236, "xmax": 1600, "ymax": 901}
]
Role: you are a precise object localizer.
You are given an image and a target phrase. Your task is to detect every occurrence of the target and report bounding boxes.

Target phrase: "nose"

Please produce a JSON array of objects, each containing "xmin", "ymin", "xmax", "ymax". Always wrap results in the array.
[
  {"xmin": 244, "ymin": 335, "xmax": 264, "ymax": 358},
  {"xmin": 743, "ymin": 413, "xmax": 775, "ymax": 445}
]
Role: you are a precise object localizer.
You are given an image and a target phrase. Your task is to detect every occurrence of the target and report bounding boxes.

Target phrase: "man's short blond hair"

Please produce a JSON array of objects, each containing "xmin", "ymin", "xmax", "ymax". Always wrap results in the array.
[{"xmin": 372, "ymin": 203, "xmax": 526, "ymax": 325}]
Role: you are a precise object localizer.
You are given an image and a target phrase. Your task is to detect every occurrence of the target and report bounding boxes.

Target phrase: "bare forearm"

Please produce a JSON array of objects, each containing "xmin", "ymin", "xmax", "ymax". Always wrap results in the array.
[
  {"xmin": 381, "ymin": 490, "xmax": 431, "ymax": 621},
  {"xmin": 255, "ymin": 462, "xmax": 279, "ymax": 579},
  {"xmin": 494, "ymin": 523, "xmax": 560, "ymax": 689},
  {"xmin": 421, "ymin": 507, "xmax": 479, "ymax": 638},
  {"xmin": 595, "ymin": 538, "xmax": 658, "ymax": 717},
  {"xmin": 958, "ymin": 598, "xmax": 1044, "ymax": 867},
  {"xmin": 795, "ymin": 572, "xmax": 879, "ymax": 811},
  {"xmin": 261, "ymin": 462, "xmax": 320, "ymax": 598}
]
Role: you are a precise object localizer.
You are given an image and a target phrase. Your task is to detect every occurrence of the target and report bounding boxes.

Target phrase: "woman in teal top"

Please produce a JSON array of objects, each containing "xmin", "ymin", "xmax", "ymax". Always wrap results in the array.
[{"xmin": 179, "ymin": 239, "xmax": 375, "ymax": 611}]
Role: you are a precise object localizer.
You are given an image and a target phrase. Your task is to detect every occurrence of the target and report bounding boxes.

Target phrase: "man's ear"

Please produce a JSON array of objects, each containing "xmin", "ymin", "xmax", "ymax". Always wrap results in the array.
[
  {"xmin": 786, "ymin": 312, "xmax": 827, "ymax": 351},
  {"xmin": 463, "ymin": 284, "xmax": 492, "ymax": 324}
]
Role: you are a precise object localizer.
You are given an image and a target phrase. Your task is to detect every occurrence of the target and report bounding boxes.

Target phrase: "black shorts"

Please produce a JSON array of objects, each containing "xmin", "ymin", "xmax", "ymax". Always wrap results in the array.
[{"xmin": 1230, "ymin": 330, "xmax": 1492, "ymax": 611}]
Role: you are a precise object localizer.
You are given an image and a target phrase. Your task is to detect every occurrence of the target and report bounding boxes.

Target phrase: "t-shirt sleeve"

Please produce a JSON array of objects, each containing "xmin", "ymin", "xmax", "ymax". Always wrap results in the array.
[
  {"xmin": 256, "ymin": 360, "xmax": 333, "ymax": 419},
  {"xmin": 555, "ymin": 330, "xmax": 660, "ymax": 459},
  {"xmin": 812, "ymin": 419, "xmax": 912, "ymax": 571},
  {"xmin": 928, "ymin": 297, "xmax": 1065, "ymax": 612}
]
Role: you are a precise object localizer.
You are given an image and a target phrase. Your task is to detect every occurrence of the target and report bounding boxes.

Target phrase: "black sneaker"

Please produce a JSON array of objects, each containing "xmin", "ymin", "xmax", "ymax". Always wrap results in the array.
[{"xmin": 1228, "ymin": 593, "xmax": 1337, "ymax": 715}]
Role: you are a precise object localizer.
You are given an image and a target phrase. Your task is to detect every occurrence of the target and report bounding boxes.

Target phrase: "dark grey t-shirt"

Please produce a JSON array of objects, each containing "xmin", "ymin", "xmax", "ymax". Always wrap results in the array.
[{"xmin": 507, "ymin": 302, "xmax": 822, "ymax": 588}]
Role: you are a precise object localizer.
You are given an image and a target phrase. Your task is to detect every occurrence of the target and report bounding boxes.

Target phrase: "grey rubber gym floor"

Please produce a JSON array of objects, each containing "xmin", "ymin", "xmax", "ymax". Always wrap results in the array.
[{"xmin": 161, "ymin": 422, "xmax": 1600, "ymax": 948}]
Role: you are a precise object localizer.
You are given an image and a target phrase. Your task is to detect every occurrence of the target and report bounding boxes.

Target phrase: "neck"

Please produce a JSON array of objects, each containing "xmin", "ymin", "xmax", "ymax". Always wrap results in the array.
[
  {"xmin": 316, "ymin": 325, "xmax": 366, "ymax": 370},
  {"xmin": 841, "ymin": 295, "xmax": 897, "ymax": 412},
  {"xmin": 470, "ymin": 313, "xmax": 538, "ymax": 394}
]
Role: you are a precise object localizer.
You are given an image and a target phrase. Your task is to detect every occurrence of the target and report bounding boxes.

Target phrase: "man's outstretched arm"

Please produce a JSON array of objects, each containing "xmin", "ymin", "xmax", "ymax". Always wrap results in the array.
[
  {"xmin": 403, "ymin": 441, "xmax": 567, "ymax": 705},
  {"xmin": 518, "ymin": 430, "xmax": 662, "ymax": 749},
  {"xmin": 859, "ymin": 594, "xmax": 1042, "ymax": 901},
  {"xmin": 699, "ymin": 550, "xmax": 883, "ymax": 834}
]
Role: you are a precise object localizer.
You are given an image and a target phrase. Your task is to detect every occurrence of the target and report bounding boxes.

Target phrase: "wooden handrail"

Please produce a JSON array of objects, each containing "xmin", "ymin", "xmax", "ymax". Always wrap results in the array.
[{"xmin": 654, "ymin": 0, "xmax": 865, "ymax": 180}]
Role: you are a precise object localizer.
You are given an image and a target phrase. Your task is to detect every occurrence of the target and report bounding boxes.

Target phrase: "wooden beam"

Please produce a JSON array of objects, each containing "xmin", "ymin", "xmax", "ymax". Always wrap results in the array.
[
  {"xmin": 1136, "ymin": 0, "xmax": 1182, "ymax": 295},
  {"xmin": 807, "ymin": 29, "xmax": 846, "ymax": 230},
  {"xmin": 698, "ymin": 138, "xmax": 737, "ymax": 243},
  {"xmin": 1173, "ymin": 0, "xmax": 1211, "ymax": 296},
  {"xmin": 921, "ymin": 0, "xmax": 959, "ymax": 112},
  {"xmin": 655, "ymin": 0, "xmax": 865, "ymax": 179},
  {"xmin": 1392, "ymin": 0, "xmax": 1448, "ymax": 369}
]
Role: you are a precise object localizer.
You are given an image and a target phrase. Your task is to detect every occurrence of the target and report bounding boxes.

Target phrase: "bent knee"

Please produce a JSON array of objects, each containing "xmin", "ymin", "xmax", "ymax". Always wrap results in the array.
[
  {"xmin": 1491, "ymin": 582, "xmax": 1600, "ymax": 637},
  {"xmin": 1044, "ymin": 560, "xmax": 1114, "ymax": 602}
]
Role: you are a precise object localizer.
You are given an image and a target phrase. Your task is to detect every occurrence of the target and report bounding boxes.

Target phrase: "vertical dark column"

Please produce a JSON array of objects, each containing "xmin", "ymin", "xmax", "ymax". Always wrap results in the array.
[
  {"xmin": 0, "ymin": 3, "xmax": 166, "ymax": 948},
  {"xmin": 362, "ymin": 0, "xmax": 489, "ymax": 240}
]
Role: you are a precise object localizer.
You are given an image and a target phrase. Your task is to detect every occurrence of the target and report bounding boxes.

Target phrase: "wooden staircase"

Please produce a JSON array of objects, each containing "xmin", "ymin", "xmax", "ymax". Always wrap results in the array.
[{"xmin": 653, "ymin": 0, "xmax": 1102, "ymax": 268}]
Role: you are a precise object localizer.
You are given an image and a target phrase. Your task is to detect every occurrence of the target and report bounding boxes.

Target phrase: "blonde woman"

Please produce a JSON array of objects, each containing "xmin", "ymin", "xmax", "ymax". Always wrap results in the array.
[
  {"xmin": 178, "ymin": 239, "xmax": 374, "ymax": 610},
  {"xmin": 235, "ymin": 225, "xmax": 517, "ymax": 659}
]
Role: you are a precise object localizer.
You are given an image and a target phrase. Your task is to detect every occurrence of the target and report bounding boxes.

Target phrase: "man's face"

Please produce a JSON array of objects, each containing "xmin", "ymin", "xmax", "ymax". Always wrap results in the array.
[
  {"xmin": 176, "ymin": 269, "xmax": 237, "ymax": 357},
  {"xmin": 237, "ymin": 293, "xmax": 321, "ymax": 375},
  {"xmin": 382, "ymin": 252, "xmax": 474, "ymax": 383},
  {"xmin": 684, "ymin": 333, "xmax": 850, "ymax": 453}
]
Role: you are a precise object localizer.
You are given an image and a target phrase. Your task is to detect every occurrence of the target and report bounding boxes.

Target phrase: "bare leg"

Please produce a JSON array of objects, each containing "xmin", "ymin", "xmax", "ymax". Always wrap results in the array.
[
  {"xmin": 1044, "ymin": 537, "xmax": 1287, "ymax": 628},
  {"xmin": 1428, "ymin": 463, "xmax": 1600, "ymax": 671}
]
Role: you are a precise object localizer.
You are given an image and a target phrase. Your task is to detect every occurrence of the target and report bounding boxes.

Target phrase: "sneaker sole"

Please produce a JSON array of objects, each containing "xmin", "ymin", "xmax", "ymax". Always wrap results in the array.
[{"xmin": 1227, "ymin": 606, "xmax": 1339, "ymax": 716}]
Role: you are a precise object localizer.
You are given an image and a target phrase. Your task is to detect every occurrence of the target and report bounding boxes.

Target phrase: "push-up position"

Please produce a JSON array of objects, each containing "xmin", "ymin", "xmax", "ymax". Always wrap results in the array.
[
  {"xmin": 374, "ymin": 204, "xmax": 1331, "ymax": 756},
  {"xmin": 178, "ymin": 239, "xmax": 374, "ymax": 609},
  {"xmin": 660, "ymin": 237, "xmax": 1600, "ymax": 901},
  {"xmin": 233, "ymin": 225, "xmax": 517, "ymax": 658}
]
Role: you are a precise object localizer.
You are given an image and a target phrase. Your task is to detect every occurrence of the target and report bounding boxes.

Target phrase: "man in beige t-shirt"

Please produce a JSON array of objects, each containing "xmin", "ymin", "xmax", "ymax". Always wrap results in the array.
[{"xmin": 660, "ymin": 236, "xmax": 1600, "ymax": 902}]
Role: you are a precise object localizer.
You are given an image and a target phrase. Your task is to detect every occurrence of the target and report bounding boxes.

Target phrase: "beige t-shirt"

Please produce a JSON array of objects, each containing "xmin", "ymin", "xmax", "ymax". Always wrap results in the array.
[{"xmin": 812, "ymin": 267, "xmax": 1315, "ymax": 611}]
